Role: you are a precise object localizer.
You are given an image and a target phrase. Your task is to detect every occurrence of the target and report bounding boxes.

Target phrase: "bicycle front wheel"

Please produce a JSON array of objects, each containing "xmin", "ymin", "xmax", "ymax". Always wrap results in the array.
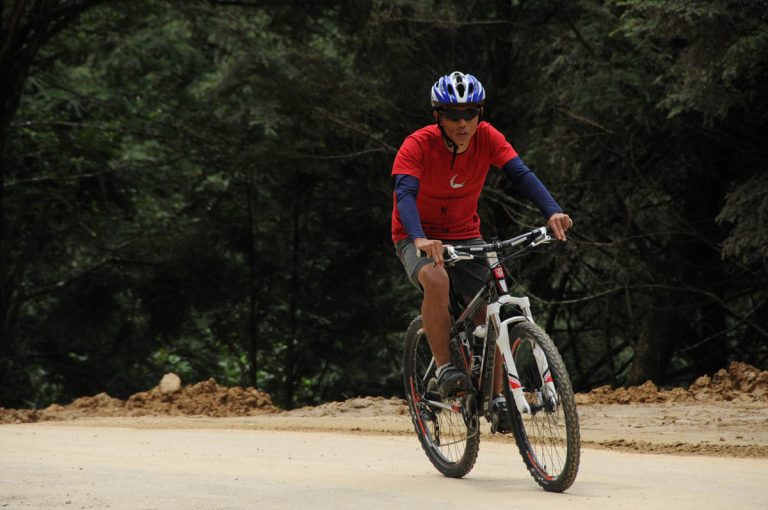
[
  {"xmin": 402, "ymin": 316, "xmax": 479, "ymax": 478},
  {"xmin": 504, "ymin": 321, "xmax": 580, "ymax": 492}
]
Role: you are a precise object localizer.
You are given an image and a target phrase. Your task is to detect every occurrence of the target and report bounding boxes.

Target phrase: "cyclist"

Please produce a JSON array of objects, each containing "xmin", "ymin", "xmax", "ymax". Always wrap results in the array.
[{"xmin": 391, "ymin": 71, "xmax": 572, "ymax": 430}]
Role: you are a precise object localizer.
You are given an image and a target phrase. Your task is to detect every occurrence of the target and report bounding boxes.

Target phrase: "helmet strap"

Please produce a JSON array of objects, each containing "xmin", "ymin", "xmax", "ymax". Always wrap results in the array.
[{"xmin": 437, "ymin": 114, "xmax": 460, "ymax": 169}]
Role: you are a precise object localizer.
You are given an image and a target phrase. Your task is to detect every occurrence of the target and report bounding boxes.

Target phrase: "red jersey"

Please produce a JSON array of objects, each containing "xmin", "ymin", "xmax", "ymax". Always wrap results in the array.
[{"xmin": 391, "ymin": 122, "xmax": 518, "ymax": 243}]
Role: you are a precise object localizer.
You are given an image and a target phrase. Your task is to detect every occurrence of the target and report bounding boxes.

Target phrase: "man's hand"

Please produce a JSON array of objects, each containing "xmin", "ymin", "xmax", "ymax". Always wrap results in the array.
[
  {"xmin": 414, "ymin": 238, "xmax": 444, "ymax": 268},
  {"xmin": 547, "ymin": 213, "xmax": 573, "ymax": 241}
]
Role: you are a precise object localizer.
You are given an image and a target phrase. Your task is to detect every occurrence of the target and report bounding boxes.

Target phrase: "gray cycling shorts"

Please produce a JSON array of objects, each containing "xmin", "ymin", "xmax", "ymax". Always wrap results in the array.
[{"xmin": 394, "ymin": 238, "xmax": 489, "ymax": 300}]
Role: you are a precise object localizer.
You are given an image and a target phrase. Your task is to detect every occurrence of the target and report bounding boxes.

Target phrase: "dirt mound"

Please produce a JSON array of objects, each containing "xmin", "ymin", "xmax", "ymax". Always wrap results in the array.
[
  {"xmin": 587, "ymin": 439, "xmax": 768, "ymax": 458},
  {"xmin": 2, "ymin": 361, "xmax": 765, "ymax": 425},
  {"xmin": 0, "ymin": 374, "xmax": 277, "ymax": 424},
  {"xmin": 577, "ymin": 362, "xmax": 768, "ymax": 405},
  {"xmin": 287, "ymin": 396, "xmax": 409, "ymax": 417}
]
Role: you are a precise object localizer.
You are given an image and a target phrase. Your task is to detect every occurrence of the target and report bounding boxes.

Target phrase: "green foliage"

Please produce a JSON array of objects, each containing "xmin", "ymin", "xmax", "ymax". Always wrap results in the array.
[
  {"xmin": 1, "ymin": 0, "xmax": 766, "ymax": 409},
  {"xmin": 718, "ymin": 171, "xmax": 768, "ymax": 263},
  {"xmin": 614, "ymin": 0, "xmax": 768, "ymax": 121}
]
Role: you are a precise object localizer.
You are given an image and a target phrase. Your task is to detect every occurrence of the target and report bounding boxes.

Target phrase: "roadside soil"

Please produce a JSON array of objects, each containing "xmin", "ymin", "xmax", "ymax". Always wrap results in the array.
[{"xmin": 2, "ymin": 361, "xmax": 767, "ymax": 458}]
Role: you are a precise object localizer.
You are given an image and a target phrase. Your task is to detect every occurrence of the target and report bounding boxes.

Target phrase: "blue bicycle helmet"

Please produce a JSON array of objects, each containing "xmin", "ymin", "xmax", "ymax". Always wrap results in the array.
[{"xmin": 430, "ymin": 71, "xmax": 486, "ymax": 108}]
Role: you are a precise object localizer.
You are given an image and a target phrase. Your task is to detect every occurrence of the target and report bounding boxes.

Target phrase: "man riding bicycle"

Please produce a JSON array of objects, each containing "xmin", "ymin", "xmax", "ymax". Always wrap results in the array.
[{"xmin": 391, "ymin": 71, "xmax": 573, "ymax": 428}]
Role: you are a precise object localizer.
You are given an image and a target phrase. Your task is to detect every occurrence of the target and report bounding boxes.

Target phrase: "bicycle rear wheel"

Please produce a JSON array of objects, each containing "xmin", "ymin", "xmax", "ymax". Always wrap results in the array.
[
  {"xmin": 402, "ymin": 316, "xmax": 479, "ymax": 478},
  {"xmin": 503, "ymin": 321, "xmax": 580, "ymax": 492}
]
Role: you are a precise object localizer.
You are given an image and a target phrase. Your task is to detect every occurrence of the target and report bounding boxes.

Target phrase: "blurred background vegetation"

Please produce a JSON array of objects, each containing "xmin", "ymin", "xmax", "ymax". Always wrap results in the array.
[{"xmin": 1, "ymin": 0, "xmax": 766, "ymax": 409}]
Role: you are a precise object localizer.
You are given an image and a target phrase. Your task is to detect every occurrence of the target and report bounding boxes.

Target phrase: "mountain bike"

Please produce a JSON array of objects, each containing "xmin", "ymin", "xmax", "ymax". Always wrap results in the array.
[{"xmin": 402, "ymin": 226, "xmax": 580, "ymax": 492}]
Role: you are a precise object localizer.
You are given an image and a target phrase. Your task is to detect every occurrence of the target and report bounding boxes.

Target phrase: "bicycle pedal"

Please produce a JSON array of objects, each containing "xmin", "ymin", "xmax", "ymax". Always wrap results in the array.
[
  {"xmin": 490, "ymin": 398, "xmax": 514, "ymax": 434},
  {"xmin": 490, "ymin": 414, "xmax": 512, "ymax": 435},
  {"xmin": 426, "ymin": 378, "xmax": 440, "ymax": 398}
]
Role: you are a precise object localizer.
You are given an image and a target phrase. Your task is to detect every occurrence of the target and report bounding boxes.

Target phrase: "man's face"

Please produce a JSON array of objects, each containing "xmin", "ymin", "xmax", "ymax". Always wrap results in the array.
[{"xmin": 436, "ymin": 105, "xmax": 481, "ymax": 151}]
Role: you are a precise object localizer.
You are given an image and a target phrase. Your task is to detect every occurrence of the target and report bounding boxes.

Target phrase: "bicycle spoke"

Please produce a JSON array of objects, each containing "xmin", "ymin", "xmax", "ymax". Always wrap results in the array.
[{"xmin": 404, "ymin": 317, "xmax": 480, "ymax": 478}]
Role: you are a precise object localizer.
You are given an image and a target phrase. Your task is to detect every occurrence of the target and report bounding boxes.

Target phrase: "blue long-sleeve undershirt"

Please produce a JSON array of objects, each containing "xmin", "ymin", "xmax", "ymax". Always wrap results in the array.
[
  {"xmin": 502, "ymin": 156, "xmax": 562, "ymax": 219},
  {"xmin": 394, "ymin": 174, "xmax": 427, "ymax": 240},
  {"xmin": 395, "ymin": 156, "xmax": 562, "ymax": 241}
]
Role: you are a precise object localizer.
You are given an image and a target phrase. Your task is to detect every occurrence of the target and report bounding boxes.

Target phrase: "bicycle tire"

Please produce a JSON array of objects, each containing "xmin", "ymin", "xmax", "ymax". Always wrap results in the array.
[
  {"xmin": 503, "ymin": 321, "xmax": 580, "ymax": 492},
  {"xmin": 402, "ymin": 316, "xmax": 480, "ymax": 478}
]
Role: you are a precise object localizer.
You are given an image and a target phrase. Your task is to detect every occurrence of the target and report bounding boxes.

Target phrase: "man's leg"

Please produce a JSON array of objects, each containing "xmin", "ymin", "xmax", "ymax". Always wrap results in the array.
[
  {"xmin": 417, "ymin": 263, "xmax": 451, "ymax": 365},
  {"xmin": 395, "ymin": 238, "xmax": 466, "ymax": 396},
  {"xmin": 395, "ymin": 238, "xmax": 453, "ymax": 364},
  {"xmin": 417, "ymin": 262, "xmax": 468, "ymax": 397}
]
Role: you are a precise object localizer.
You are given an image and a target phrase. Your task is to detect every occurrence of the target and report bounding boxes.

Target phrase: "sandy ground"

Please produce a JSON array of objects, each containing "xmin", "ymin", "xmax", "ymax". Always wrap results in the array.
[
  {"xmin": 1, "ymin": 362, "xmax": 766, "ymax": 508},
  {"xmin": 6, "ymin": 398, "xmax": 763, "ymax": 457},
  {"xmin": 1, "ymin": 424, "xmax": 767, "ymax": 510},
  {"xmin": 2, "ymin": 361, "xmax": 766, "ymax": 459}
]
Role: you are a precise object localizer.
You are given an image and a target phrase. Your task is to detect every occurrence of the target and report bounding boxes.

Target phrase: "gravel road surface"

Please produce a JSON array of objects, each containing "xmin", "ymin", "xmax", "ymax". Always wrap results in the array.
[{"xmin": 1, "ymin": 422, "xmax": 766, "ymax": 510}]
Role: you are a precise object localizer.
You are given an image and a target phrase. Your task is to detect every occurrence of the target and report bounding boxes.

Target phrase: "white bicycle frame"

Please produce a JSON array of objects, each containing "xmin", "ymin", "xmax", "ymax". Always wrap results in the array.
[
  {"xmin": 421, "ymin": 227, "xmax": 559, "ymax": 416},
  {"xmin": 479, "ymin": 243, "xmax": 558, "ymax": 415},
  {"xmin": 486, "ymin": 293, "xmax": 558, "ymax": 415}
]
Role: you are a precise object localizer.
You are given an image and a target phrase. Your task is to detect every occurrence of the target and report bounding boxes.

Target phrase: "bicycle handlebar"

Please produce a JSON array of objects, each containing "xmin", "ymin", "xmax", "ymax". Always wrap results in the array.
[
  {"xmin": 450, "ymin": 226, "xmax": 551, "ymax": 254},
  {"xmin": 415, "ymin": 227, "xmax": 552, "ymax": 263},
  {"xmin": 413, "ymin": 226, "xmax": 551, "ymax": 264}
]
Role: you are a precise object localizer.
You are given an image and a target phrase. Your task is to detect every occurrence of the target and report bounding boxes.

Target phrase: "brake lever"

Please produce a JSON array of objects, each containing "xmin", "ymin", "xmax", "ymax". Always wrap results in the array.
[
  {"xmin": 415, "ymin": 245, "xmax": 468, "ymax": 263},
  {"xmin": 445, "ymin": 245, "xmax": 475, "ymax": 264},
  {"xmin": 444, "ymin": 245, "xmax": 461, "ymax": 264},
  {"xmin": 530, "ymin": 227, "xmax": 552, "ymax": 247}
]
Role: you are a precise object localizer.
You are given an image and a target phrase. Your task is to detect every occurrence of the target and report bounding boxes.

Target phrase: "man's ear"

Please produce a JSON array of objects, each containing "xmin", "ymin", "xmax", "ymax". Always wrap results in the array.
[
  {"xmin": 479, "ymin": 106, "xmax": 485, "ymax": 119},
  {"xmin": 433, "ymin": 110, "xmax": 440, "ymax": 124}
]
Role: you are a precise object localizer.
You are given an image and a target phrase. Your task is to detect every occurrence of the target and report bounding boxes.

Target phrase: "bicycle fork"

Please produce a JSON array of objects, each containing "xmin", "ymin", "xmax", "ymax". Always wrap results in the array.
[{"xmin": 488, "ymin": 295, "xmax": 558, "ymax": 415}]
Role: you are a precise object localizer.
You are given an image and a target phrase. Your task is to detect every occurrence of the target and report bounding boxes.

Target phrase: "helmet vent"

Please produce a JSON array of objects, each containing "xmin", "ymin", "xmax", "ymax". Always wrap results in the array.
[{"xmin": 430, "ymin": 71, "xmax": 485, "ymax": 107}]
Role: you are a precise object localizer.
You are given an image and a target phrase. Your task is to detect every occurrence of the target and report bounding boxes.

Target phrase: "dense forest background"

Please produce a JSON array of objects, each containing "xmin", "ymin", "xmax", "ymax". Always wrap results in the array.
[{"xmin": 1, "ymin": 0, "xmax": 766, "ymax": 409}]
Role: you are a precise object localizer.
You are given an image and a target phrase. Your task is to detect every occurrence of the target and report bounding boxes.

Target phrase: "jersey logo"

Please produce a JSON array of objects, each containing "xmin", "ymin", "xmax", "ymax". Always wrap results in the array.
[{"xmin": 450, "ymin": 175, "xmax": 466, "ymax": 189}]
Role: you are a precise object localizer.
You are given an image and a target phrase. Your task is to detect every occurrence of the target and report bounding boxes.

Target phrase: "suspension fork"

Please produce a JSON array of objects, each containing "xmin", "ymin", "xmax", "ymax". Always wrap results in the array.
[{"xmin": 488, "ymin": 295, "xmax": 556, "ymax": 414}]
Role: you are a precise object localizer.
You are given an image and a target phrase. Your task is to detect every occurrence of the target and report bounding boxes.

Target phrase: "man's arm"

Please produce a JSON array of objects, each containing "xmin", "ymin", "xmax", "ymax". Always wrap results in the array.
[
  {"xmin": 502, "ymin": 157, "xmax": 572, "ymax": 241},
  {"xmin": 394, "ymin": 174, "xmax": 426, "ymax": 240},
  {"xmin": 502, "ymin": 156, "xmax": 561, "ymax": 217},
  {"xmin": 394, "ymin": 174, "xmax": 445, "ymax": 266}
]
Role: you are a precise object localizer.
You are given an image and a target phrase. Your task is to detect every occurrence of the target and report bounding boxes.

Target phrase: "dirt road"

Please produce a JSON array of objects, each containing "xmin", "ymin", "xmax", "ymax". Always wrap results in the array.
[
  {"xmin": 2, "ymin": 363, "xmax": 766, "ymax": 509},
  {"xmin": 1, "ymin": 421, "xmax": 767, "ymax": 510}
]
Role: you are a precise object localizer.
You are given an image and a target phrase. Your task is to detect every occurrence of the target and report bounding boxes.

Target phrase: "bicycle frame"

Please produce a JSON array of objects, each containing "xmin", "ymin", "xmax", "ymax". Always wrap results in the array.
[
  {"xmin": 404, "ymin": 226, "xmax": 580, "ymax": 489},
  {"xmin": 448, "ymin": 231, "xmax": 558, "ymax": 419}
]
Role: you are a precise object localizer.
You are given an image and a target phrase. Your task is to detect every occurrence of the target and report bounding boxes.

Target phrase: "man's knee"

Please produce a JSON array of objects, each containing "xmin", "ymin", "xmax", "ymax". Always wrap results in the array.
[{"xmin": 418, "ymin": 264, "xmax": 449, "ymax": 294}]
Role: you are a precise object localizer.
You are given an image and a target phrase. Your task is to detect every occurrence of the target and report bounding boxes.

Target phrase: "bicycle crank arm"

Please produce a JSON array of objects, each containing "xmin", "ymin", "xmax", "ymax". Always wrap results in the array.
[{"xmin": 423, "ymin": 399, "xmax": 463, "ymax": 414}]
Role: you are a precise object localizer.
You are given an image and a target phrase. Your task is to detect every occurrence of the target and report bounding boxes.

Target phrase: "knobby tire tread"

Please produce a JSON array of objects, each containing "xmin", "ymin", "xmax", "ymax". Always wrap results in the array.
[
  {"xmin": 403, "ymin": 315, "xmax": 480, "ymax": 478},
  {"xmin": 505, "ymin": 321, "xmax": 580, "ymax": 492}
]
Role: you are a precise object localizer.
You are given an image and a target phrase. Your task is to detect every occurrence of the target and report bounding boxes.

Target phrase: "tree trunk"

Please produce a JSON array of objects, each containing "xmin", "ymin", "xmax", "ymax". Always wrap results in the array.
[
  {"xmin": 284, "ymin": 170, "xmax": 302, "ymax": 408},
  {"xmin": 246, "ymin": 174, "xmax": 258, "ymax": 388},
  {"xmin": 0, "ymin": 138, "xmax": 7, "ymax": 360},
  {"xmin": 626, "ymin": 308, "xmax": 679, "ymax": 385}
]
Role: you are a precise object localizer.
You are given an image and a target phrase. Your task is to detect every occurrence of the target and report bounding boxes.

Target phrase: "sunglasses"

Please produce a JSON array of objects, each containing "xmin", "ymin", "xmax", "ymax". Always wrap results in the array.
[{"xmin": 440, "ymin": 108, "xmax": 481, "ymax": 121}]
